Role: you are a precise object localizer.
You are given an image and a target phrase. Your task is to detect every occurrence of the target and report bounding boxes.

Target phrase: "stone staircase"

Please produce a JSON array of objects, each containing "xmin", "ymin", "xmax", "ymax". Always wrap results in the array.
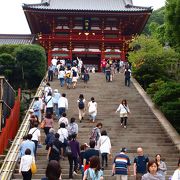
[{"xmin": 12, "ymin": 73, "xmax": 179, "ymax": 180}]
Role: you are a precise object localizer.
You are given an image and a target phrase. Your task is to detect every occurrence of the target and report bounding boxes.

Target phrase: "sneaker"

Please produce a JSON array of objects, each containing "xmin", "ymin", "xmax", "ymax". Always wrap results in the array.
[
  {"xmin": 124, "ymin": 126, "xmax": 127, "ymax": 129},
  {"xmin": 120, "ymin": 123, "xmax": 123, "ymax": 126}
]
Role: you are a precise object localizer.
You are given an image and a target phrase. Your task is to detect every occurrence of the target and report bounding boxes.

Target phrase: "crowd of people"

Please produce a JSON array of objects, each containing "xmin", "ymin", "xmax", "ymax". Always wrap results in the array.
[
  {"xmin": 18, "ymin": 57, "xmax": 179, "ymax": 180},
  {"xmin": 48, "ymin": 57, "xmax": 90, "ymax": 89},
  {"xmin": 101, "ymin": 59, "xmax": 132, "ymax": 87}
]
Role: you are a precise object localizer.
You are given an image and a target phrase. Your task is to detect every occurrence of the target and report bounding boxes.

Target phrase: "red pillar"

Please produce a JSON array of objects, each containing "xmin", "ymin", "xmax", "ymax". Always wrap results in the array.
[
  {"xmin": 69, "ymin": 49, "xmax": 72, "ymax": 60},
  {"xmin": 121, "ymin": 51, "xmax": 126, "ymax": 62},
  {"xmin": 48, "ymin": 50, "xmax": 52, "ymax": 66}
]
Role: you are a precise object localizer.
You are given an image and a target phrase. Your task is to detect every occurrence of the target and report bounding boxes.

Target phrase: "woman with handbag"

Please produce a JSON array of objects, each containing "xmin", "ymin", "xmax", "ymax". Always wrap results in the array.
[
  {"xmin": 83, "ymin": 156, "xmax": 104, "ymax": 180},
  {"xmin": 115, "ymin": 99, "xmax": 130, "ymax": 128},
  {"xmin": 97, "ymin": 130, "xmax": 112, "ymax": 169},
  {"xmin": 88, "ymin": 97, "xmax": 97, "ymax": 123},
  {"xmin": 19, "ymin": 148, "xmax": 35, "ymax": 180}
]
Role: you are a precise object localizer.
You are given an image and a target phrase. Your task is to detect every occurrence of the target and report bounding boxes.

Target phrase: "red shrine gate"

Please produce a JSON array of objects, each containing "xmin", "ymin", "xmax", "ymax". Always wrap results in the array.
[{"xmin": 23, "ymin": 0, "xmax": 152, "ymax": 70}]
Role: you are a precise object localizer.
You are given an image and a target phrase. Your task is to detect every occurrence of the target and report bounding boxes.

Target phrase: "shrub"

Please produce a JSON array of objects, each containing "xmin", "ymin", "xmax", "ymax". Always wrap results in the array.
[
  {"xmin": 160, "ymin": 101, "xmax": 180, "ymax": 133},
  {"xmin": 153, "ymin": 82, "xmax": 180, "ymax": 106},
  {"xmin": 147, "ymin": 80, "xmax": 166, "ymax": 98}
]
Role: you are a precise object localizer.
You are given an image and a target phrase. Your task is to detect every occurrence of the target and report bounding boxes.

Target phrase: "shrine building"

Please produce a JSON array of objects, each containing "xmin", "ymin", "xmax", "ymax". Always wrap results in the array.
[{"xmin": 22, "ymin": 0, "xmax": 152, "ymax": 70}]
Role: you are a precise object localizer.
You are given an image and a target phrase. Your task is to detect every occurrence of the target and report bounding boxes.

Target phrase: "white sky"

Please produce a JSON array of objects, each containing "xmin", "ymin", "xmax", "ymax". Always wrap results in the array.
[{"xmin": 0, "ymin": 0, "xmax": 166, "ymax": 34}]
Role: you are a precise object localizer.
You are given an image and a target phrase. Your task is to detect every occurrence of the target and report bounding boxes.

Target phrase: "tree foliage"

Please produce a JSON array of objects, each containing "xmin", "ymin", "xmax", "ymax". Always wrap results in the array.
[
  {"xmin": 129, "ymin": 35, "xmax": 180, "ymax": 88},
  {"xmin": 143, "ymin": 7, "xmax": 165, "ymax": 35},
  {"xmin": 0, "ymin": 53, "xmax": 16, "ymax": 84},
  {"xmin": 0, "ymin": 44, "xmax": 46, "ymax": 89},
  {"xmin": 165, "ymin": 0, "xmax": 180, "ymax": 50},
  {"xmin": 16, "ymin": 45, "xmax": 46, "ymax": 89},
  {"xmin": 147, "ymin": 81, "xmax": 180, "ymax": 133}
]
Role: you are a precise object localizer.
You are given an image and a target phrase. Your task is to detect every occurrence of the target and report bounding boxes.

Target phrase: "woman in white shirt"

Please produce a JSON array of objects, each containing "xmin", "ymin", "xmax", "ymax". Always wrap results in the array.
[
  {"xmin": 58, "ymin": 66, "xmax": 65, "ymax": 87},
  {"xmin": 98, "ymin": 130, "xmax": 111, "ymax": 169},
  {"xmin": 171, "ymin": 158, "xmax": 180, "ymax": 180},
  {"xmin": 19, "ymin": 148, "xmax": 35, "ymax": 180},
  {"xmin": 88, "ymin": 97, "xmax": 97, "ymax": 123},
  {"xmin": 57, "ymin": 122, "xmax": 68, "ymax": 143},
  {"xmin": 29, "ymin": 122, "xmax": 41, "ymax": 157},
  {"xmin": 53, "ymin": 89, "xmax": 61, "ymax": 118},
  {"xmin": 58, "ymin": 112, "xmax": 69, "ymax": 127},
  {"xmin": 57, "ymin": 122, "xmax": 69, "ymax": 156},
  {"xmin": 115, "ymin": 99, "xmax": 130, "ymax": 128}
]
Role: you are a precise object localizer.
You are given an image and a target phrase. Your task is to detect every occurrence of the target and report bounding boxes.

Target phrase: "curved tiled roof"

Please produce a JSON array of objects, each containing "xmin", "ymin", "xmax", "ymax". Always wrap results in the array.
[
  {"xmin": 0, "ymin": 34, "xmax": 35, "ymax": 45},
  {"xmin": 23, "ymin": 0, "xmax": 152, "ymax": 12}
]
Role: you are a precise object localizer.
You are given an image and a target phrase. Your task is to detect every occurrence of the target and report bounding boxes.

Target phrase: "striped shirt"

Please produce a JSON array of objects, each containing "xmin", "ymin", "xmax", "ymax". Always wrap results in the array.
[{"xmin": 113, "ymin": 152, "xmax": 131, "ymax": 175}]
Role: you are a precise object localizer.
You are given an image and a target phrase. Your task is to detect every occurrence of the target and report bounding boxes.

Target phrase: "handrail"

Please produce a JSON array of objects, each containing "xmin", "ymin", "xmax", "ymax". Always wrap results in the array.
[{"xmin": 0, "ymin": 73, "xmax": 47, "ymax": 180}]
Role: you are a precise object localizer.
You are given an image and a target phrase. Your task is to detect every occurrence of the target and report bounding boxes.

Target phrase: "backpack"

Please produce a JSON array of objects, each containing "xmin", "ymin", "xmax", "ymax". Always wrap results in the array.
[
  {"xmin": 78, "ymin": 99, "xmax": 85, "ymax": 109},
  {"xmin": 65, "ymin": 144, "xmax": 72, "ymax": 156},
  {"xmin": 66, "ymin": 73, "xmax": 71, "ymax": 78},
  {"xmin": 125, "ymin": 70, "xmax": 131, "ymax": 77},
  {"xmin": 72, "ymin": 70, "xmax": 77, "ymax": 77},
  {"xmin": 68, "ymin": 124, "xmax": 76, "ymax": 135},
  {"xmin": 89, "ymin": 127, "xmax": 98, "ymax": 142}
]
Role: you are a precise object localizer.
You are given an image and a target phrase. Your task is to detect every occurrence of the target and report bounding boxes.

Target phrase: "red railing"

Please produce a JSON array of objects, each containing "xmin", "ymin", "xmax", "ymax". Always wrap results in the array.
[{"xmin": 0, "ymin": 88, "xmax": 21, "ymax": 154}]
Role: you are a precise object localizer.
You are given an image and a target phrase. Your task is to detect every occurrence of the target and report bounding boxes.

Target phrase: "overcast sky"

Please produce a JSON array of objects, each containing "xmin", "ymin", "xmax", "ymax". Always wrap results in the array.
[{"xmin": 0, "ymin": 0, "xmax": 166, "ymax": 34}]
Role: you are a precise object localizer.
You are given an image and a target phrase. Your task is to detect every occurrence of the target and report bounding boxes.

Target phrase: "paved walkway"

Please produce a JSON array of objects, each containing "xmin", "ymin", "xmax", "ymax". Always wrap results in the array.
[{"xmin": 13, "ymin": 73, "xmax": 179, "ymax": 180}]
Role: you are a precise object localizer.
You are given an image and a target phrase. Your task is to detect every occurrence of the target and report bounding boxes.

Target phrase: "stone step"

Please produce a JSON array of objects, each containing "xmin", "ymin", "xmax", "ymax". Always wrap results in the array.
[{"xmin": 12, "ymin": 73, "xmax": 179, "ymax": 180}]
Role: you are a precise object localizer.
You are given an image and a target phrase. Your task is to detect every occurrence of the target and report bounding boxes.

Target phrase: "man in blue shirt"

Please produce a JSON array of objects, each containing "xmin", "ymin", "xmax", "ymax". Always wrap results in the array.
[
  {"xmin": 133, "ymin": 147, "xmax": 149, "ymax": 180},
  {"xmin": 19, "ymin": 134, "xmax": 35, "ymax": 158},
  {"xmin": 112, "ymin": 147, "xmax": 131, "ymax": 180}
]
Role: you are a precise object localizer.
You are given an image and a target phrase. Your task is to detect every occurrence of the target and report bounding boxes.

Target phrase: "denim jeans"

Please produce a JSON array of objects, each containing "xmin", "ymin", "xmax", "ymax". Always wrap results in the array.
[
  {"xmin": 101, "ymin": 153, "xmax": 108, "ymax": 167},
  {"xmin": 106, "ymin": 72, "xmax": 111, "ymax": 82},
  {"xmin": 59, "ymin": 107, "xmax": 66, "ymax": 118},
  {"xmin": 59, "ymin": 78, "xmax": 65, "ymax": 87},
  {"xmin": 125, "ymin": 77, "xmax": 130, "ymax": 87},
  {"xmin": 48, "ymin": 70, "xmax": 53, "ymax": 81},
  {"xmin": 54, "ymin": 103, "xmax": 59, "ymax": 117}
]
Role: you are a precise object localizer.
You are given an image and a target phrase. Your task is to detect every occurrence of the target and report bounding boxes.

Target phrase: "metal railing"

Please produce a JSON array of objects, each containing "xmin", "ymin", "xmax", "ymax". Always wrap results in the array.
[
  {"xmin": 0, "ymin": 76, "xmax": 16, "ymax": 131},
  {"xmin": 0, "ymin": 74, "xmax": 47, "ymax": 180}
]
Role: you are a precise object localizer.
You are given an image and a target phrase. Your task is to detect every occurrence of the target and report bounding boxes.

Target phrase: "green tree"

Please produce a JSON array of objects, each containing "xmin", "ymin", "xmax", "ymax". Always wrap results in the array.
[
  {"xmin": 165, "ymin": 0, "xmax": 180, "ymax": 50},
  {"xmin": 143, "ymin": 7, "xmax": 165, "ymax": 35},
  {"xmin": 0, "ymin": 53, "xmax": 16, "ymax": 83},
  {"xmin": 16, "ymin": 45, "xmax": 46, "ymax": 89},
  {"xmin": 129, "ymin": 35, "xmax": 180, "ymax": 88},
  {"xmin": 0, "ymin": 44, "xmax": 20, "ymax": 57}
]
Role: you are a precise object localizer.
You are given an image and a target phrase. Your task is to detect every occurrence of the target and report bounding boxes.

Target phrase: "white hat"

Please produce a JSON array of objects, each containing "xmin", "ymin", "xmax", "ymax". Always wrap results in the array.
[{"xmin": 54, "ymin": 89, "xmax": 58, "ymax": 93}]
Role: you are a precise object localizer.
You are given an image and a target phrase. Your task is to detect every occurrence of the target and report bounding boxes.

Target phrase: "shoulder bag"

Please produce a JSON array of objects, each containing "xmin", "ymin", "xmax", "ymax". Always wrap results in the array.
[{"xmin": 31, "ymin": 157, "xmax": 37, "ymax": 174}]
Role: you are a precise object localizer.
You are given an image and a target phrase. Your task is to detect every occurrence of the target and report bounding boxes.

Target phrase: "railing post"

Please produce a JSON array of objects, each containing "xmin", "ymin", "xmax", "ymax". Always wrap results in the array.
[{"xmin": 0, "ymin": 77, "xmax": 4, "ymax": 132}]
